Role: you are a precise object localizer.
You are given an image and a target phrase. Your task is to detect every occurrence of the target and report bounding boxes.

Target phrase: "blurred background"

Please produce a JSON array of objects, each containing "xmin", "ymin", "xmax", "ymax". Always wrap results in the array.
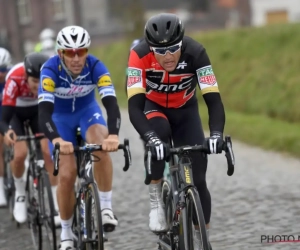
[{"xmin": 1, "ymin": 0, "xmax": 299, "ymax": 60}]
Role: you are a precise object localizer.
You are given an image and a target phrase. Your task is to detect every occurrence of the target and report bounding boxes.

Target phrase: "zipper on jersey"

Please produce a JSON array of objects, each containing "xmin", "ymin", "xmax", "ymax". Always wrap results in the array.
[
  {"xmin": 72, "ymin": 97, "xmax": 76, "ymax": 112},
  {"xmin": 166, "ymin": 73, "xmax": 169, "ymax": 108}
]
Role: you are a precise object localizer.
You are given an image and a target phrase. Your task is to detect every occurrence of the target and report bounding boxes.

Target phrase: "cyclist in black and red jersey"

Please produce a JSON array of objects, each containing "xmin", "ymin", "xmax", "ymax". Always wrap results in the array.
[{"xmin": 127, "ymin": 13, "xmax": 226, "ymax": 249}]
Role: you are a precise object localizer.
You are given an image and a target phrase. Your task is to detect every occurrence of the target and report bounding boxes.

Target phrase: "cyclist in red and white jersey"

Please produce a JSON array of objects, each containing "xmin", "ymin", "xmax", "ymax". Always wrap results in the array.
[
  {"xmin": 0, "ymin": 47, "xmax": 12, "ymax": 207},
  {"xmin": 127, "ymin": 13, "xmax": 226, "ymax": 249},
  {"xmin": 0, "ymin": 52, "xmax": 60, "ymax": 225}
]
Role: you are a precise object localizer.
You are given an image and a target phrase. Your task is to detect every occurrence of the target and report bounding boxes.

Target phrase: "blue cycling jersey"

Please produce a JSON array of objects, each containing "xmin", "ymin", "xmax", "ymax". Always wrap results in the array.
[{"xmin": 38, "ymin": 54, "xmax": 116, "ymax": 113}]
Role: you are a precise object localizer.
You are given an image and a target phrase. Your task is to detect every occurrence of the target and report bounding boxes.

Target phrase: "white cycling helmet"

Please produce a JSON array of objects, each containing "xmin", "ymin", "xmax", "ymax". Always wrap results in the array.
[
  {"xmin": 41, "ymin": 39, "xmax": 55, "ymax": 51},
  {"xmin": 0, "ymin": 47, "xmax": 12, "ymax": 67},
  {"xmin": 39, "ymin": 28, "xmax": 56, "ymax": 41},
  {"xmin": 56, "ymin": 25, "xmax": 91, "ymax": 50}
]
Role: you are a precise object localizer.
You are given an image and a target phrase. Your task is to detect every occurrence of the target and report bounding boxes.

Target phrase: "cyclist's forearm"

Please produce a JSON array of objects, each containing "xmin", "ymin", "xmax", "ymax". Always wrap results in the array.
[
  {"xmin": 0, "ymin": 105, "xmax": 15, "ymax": 135},
  {"xmin": 203, "ymin": 92, "xmax": 225, "ymax": 134},
  {"xmin": 38, "ymin": 101, "xmax": 60, "ymax": 141},
  {"xmin": 128, "ymin": 94, "xmax": 152, "ymax": 139},
  {"xmin": 102, "ymin": 96, "xmax": 121, "ymax": 135}
]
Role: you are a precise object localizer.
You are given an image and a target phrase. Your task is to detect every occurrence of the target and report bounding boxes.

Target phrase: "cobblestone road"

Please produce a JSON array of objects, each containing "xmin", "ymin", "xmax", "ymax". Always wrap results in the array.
[{"xmin": 1, "ymin": 110, "xmax": 300, "ymax": 250}]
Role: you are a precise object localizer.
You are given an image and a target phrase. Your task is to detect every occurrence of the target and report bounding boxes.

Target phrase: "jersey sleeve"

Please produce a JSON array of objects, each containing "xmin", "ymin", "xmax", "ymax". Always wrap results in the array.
[
  {"xmin": 93, "ymin": 61, "xmax": 116, "ymax": 99},
  {"xmin": 126, "ymin": 50, "xmax": 146, "ymax": 99},
  {"xmin": 38, "ymin": 64, "xmax": 56, "ymax": 104},
  {"xmin": 2, "ymin": 78, "xmax": 19, "ymax": 106},
  {"xmin": 193, "ymin": 48, "xmax": 220, "ymax": 95}
]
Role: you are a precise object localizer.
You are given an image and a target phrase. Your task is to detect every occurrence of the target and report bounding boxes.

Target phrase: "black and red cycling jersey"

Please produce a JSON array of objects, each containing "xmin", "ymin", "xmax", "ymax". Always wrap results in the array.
[
  {"xmin": 0, "ymin": 62, "xmax": 38, "ymax": 135},
  {"xmin": 127, "ymin": 36, "xmax": 225, "ymax": 138},
  {"xmin": 127, "ymin": 36, "xmax": 220, "ymax": 108}
]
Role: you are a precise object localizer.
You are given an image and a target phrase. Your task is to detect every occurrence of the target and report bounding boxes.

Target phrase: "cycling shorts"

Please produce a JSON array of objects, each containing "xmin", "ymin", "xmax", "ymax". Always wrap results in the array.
[{"xmin": 48, "ymin": 101, "xmax": 106, "ymax": 151}]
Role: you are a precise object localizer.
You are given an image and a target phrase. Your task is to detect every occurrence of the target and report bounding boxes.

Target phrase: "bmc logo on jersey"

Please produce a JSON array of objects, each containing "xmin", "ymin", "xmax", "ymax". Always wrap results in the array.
[
  {"xmin": 42, "ymin": 78, "xmax": 55, "ymax": 92},
  {"xmin": 147, "ymin": 79, "xmax": 192, "ymax": 93}
]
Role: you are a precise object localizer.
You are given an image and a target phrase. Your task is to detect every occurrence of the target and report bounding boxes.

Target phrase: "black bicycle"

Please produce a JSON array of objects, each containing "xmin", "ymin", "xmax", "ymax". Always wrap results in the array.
[
  {"xmin": 53, "ymin": 138, "xmax": 132, "ymax": 250},
  {"xmin": 145, "ymin": 136, "xmax": 235, "ymax": 250},
  {"xmin": 17, "ymin": 121, "xmax": 57, "ymax": 250}
]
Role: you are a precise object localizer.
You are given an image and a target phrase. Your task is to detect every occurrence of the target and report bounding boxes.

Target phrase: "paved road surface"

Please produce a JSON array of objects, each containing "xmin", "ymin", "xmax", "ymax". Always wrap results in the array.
[{"xmin": 0, "ymin": 110, "xmax": 300, "ymax": 250}]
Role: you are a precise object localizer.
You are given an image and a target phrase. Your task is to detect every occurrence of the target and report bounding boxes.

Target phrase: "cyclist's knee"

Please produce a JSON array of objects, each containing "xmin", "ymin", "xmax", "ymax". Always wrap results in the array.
[
  {"xmin": 41, "ymin": 143, "xmax": 52, "ymax": 163},
  {"xmin": 86, "ymin": 124, "xmax": 108, "ymax": 144},
  {"xmin": 147, "ymin": 117, "xmax": 171, "ymax": 142},
  {"xmin": 13, "ymin": 142, "xmax": 27, "ymax": 164},
  {"xmin": 94, "ymin": 150, "xmax": 111, "ymax": 164},
  {"xmin": 57, "ymin": 156, "xmax": 77, "ymax": 186}
]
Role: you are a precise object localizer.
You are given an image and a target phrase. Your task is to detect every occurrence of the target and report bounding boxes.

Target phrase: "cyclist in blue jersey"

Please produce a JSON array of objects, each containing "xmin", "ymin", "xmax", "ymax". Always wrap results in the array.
[
  {"xmin": 0, "ymin": 47, "xmax": 12, "ymax": 207},
  {"xmin": 38, "ymin": 26, "xmax": 121, "ymax": 250}
]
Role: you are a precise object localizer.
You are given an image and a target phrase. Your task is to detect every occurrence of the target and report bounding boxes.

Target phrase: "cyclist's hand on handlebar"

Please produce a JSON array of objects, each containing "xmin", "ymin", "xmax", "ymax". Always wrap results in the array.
[
  {"xmin": 52, "ymin": 137, "xmax": 73, "ymax": 154},
  {"xmin": 205, "ymin": 132, "xmax": 224, "ymax": 154},
  {"xmin": 144, "ymin": 131, "xmax": 169, "ymax": 161},
  {"xmin": 102, "ymin": 134, "xmax": 119, "ymax": 152},
  {"xmin": 4, "ymin": 129, "xmax": 16, "ymax": 147}
]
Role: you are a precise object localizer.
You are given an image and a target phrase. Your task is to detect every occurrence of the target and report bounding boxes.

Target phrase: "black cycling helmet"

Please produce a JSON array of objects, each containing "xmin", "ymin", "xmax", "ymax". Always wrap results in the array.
[
  {"xmin": 144, "ymin": 13, "xmax": 184, "ymax": 47},
  {"xmin": 24, "ymin": 52, "xmax": 49, "ymax": 78}
]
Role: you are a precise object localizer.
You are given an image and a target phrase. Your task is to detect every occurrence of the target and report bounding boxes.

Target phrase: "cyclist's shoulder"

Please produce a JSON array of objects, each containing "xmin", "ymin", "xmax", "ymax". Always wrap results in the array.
[
  {"xmin": 42, "ymin": 55, "xmax": 60, "ymax": 70},
  {"xmin": 130, "ymin": 39, "xmax": 151, "ymax": 61},
  {"xmin": 86, "ymin": 54, "xmax": 109, "ymax": 75},
  {"xmin": 130, "ymin": 38, "xmax": 144, "ymax": 50},
  {"xmin": 181, "ymin": 36, "xmax": 205, "ymax": 58},
  {"xmin": 5, "ymin": 62, "xmax": 25, "ymax": 82},
  {"xmin": 86, "ymin": 54, "xmax": 99, "ymax": 65}
]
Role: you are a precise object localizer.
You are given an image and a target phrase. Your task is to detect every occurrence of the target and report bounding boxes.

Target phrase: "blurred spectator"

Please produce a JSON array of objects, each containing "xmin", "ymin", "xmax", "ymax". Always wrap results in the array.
[{"xmin": 34, "ymin": 28, "xmax": 56, "ymax": 53}]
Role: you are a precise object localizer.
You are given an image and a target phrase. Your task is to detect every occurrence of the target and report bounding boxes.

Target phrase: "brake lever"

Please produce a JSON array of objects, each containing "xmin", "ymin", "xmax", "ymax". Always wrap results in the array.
[
  {"xmin": 144, "ymin": 149, "xmax": 152, "ymax": 185},
  {"xmin": 122, "ymin": 139, "xmax": 132, "ymax": 172},
  {"xmin": 224, "ymin": 136, "xmax": 235, "ymax": 176}
]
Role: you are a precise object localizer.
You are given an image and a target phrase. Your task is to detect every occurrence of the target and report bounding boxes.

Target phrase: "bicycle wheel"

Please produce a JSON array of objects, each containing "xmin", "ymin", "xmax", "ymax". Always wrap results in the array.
[
  {"xmin": 26, "ymin": 165, "xmax": 42, "ymax": 250},
  {"xmin": 38, "ymin": 168, "xmax": 57, "ymax": 250},
  {"xmin": 3, "ymin": 151, "xmax": 15, "ymax": 215},
  {"xmin": 162, "ymin": 180, "xmax": 173, "ymax": 229},
  {"xmin": 85, "ymin": 183, "xmax": 104, "ymax": 250},
  {"xmin": 185, "ymin": 187, "xmax": 209, "ymax": 250}
]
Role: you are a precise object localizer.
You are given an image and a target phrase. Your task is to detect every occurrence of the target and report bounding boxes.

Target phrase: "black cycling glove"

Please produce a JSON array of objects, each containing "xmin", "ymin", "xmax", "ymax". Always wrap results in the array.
[{"xmin": 143, "ymin": 131, "xmax": 169, "ymax": 161}]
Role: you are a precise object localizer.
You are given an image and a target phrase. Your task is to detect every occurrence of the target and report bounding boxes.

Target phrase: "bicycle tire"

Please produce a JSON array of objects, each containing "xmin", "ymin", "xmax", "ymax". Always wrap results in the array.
[
  {"xmin": 85, "ymin": 183, "xmax": 104, "ymax": 250},
  {"xmin": 185, "ymin": 187, "xmax": 209, "ymax": 250},
  {"xmin": 26, "ymin": 166, "xmax": 42, "ymax": 250},
  {"xmin": 38, "ymin": 168, "xmax": 57, "ymax": 250},
  {"xmin": 3, "ymin": 150, "xmax": 15, "ymax": 216},
  {"xmin": 162, "ymin": 180, "xmax": 173, "ymax": 229}
]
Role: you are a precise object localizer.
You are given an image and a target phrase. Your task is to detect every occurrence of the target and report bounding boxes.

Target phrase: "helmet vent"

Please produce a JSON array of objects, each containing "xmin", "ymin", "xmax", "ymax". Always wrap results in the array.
[
  {"xmin": 71, "ymin": 34, "xmax": 78, "ymax": 43},
  {"xmin": 166, "ymin": 21, "xmax": 171, "ymax": 33},
  {"xmin": 152, "ymin": 23, "xmax": 158, "ymax": 34},
  {"xmin": 80, "ymin": 33, "xmax": 86, "ymax": 44},
  {"xmin": 176, "ymin": 25, "xmax": 181, "ymax": 35}
]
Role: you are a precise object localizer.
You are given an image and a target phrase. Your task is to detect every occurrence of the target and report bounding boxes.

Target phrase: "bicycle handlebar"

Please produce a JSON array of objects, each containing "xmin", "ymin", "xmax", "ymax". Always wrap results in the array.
[
  {"xmin": 144, "ymin": 135, "xmax": 235, "ymax": 185},
  {"xmin": 52, "ymin": 138, "xmax": 132, "ymax": 176},
  {"xmin": 16, "ymin": 133, "xmax": 46, "ymax": 141}
]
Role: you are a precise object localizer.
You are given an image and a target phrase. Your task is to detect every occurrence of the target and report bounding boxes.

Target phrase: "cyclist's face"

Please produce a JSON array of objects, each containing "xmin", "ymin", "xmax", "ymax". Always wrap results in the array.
[
  {"xmin": 60, "ymin": 49, "xmax": 88, "ymax": 75},
  {"xmin": 27, "ymin": 76, "xmax": 39, "ymax": 95},
  {"xmin": 153, "ymin": 50, "xmax": 181, "ymax": 72}
]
